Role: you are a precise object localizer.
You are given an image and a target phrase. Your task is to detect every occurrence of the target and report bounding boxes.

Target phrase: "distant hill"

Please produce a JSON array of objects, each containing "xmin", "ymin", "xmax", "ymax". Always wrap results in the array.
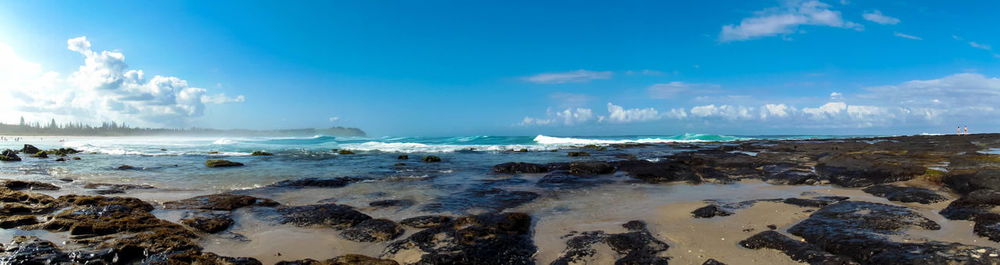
[{"xmin": 0, "ymin": 120, "xmax": 366, "ymax": 137}]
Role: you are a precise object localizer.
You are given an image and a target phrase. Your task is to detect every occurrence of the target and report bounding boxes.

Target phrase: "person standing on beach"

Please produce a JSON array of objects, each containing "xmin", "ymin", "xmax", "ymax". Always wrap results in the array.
[
  {"xmin": 958, "ymin": 126, "xmax": 962, "ymax": 135},
  {"xmin": 965, "ymin": 126, "xmax": 969, "ymax": 135}
]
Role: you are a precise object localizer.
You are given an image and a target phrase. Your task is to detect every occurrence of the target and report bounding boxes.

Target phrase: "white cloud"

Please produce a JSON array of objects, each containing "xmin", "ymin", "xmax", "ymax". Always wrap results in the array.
[
  {"xmin": 605, "ymin": 102, "xmax": 660, "ymax": 123},
  {"xmin": 969, "ymin": 41, "xmax": 992, "ymax": 50},
  {"xmin": 862, "ymin": 10, "xmax": 900, "ymax": 25},
  {"xmin": 0, "ymin": 37, "xmax": 244, "ymax": 127},
  {"xmin": 802, "ymin": 102, "xmax": 847, "ymax": 119},
  {"xmin": 664, "ymin": 108, "xmax": 688, "ymax": 119},
  {"xmin": 846, "ymin": 105, "xmax": 889, "ymax": 120},
  {"xmin": 829, "ymin": 92, "xmax": 843, "ymax": 100},
  {"xmin": 519, "ymin": 108, "xmax": 594, "ymax": 126},
  {"xmin": 893, "ymin": 32, "xmax": 921, "ymax": 40},
  {"xmin": 201, "ymin": 93, "xmax": 246, "ymax": 104},
  {"xmin": 690, "ymin": 104, "xmax": 755, "ymax": 120},
  {"xmin": 720, "ymin": 0, "xmax": 861, "ymax": 42},
  {"xmin": 522, "ymin": 70, "xmax": 612, "ymax": 84},
  {"xmin": 329, "ymin": 117, "xmax": 341, "ymax": 122},
  {"xmin": 760, "ymin": 104, "xmax": 796, "ymax": 119}
]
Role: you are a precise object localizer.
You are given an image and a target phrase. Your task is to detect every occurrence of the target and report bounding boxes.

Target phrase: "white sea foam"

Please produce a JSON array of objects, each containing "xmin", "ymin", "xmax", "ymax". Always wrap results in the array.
[
  {"xmin": 532, "ymin": 135, "xmax": 715, "ymax": 146},
  {"xmin": 212, "ymin": 138, "xmax": 235, "ymax": 145},
  {"xmin": 337, "ymin": 141, "xmax": 546, "ymax": 153}
]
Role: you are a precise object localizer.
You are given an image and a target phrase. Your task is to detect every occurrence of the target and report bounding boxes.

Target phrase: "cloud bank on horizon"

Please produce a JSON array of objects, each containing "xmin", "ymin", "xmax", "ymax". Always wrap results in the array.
[
  {"xmin": 0, "ymin": 37, "xmax": 243, "ymax": 127},
  {"xmin": 519, "ymin": 72, "xmax": 1000, "ymax": 129}
]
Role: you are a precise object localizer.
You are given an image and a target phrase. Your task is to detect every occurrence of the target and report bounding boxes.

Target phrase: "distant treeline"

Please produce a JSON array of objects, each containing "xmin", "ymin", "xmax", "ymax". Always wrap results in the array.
[{"xmin": 0, "ymin": 118, "xmax": 366, "ymax": 137}]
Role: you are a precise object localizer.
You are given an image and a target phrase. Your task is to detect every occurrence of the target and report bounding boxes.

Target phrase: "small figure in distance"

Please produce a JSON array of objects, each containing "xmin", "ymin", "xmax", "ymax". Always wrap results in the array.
[
  {"xmin": 965, "ymin": 125, "xmax": 969, "ymax": 135},
  {"xmin": 958, "ymin": 126, "xmax": 962, "ymax": 135}
]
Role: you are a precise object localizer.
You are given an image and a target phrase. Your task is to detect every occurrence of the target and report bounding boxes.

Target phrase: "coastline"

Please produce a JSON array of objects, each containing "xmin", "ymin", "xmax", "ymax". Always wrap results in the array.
[{"xmin": 0, "ymin": 134, "xmax": 999, "ymax": 264}]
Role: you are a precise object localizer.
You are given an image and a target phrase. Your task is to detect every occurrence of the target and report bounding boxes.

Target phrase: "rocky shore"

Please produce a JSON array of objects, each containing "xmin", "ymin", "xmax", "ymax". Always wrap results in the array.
[{"xmin": 1, "ymin": 134, "xmax": 1000, "ymax": 264}]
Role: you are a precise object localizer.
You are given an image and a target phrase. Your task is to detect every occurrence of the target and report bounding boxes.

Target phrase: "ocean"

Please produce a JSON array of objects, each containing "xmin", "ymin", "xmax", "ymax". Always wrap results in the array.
[{"xmin": 0, "ymin": 134, "xmax": 849, "ymax": 191}]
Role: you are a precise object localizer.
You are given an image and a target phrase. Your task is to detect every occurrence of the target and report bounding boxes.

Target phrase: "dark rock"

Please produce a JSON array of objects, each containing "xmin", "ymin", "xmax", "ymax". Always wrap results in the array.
[
  {"xmin": 72, "ymin": 157, "xmax": 81, "ymax": 160},
  {"xmin": 550, "ymin": 220, "xmax": 670, "ymax": 265},
  {"xmin": 45, "ymin": 148, "xmax": 80, "ymax": 157},
  {"xmin": 267, "ymin": 177, "xmax": 360, "ymax": 188},
  {"xmin": 422, "ymin": 155, "xmax": 441, "ymax": 162},
  {"xmin": 206, "ymin": 159, "xmax": 244, "ymax": 167},
  {"xmin": 338, "ymin": 150, "xmax": 355, "ymax": 155},
  {"xmin": 567, "ymin": 161, "xmax": 615, "ymax": 176},
  {"xmin": 862, "ymin": 184, "xmax": 947, "ymax": 204},
  {"xmin": 782, "ymin": 201, "xmax": 1000, "ymax": 264},
  {"xmin": 117, "ymin": 164, "xmax": 136, "ymax": 170},
  {"xmin": 250, "ymin": 151, "xmax": 273, "ymax": 156},
  {"xmin": 762, "ymin": 163, "xmax": 822, "ymax": 185},
  {"xmin": 0, "ymin": 236, "xmax": 72, "ymax": 264},
  {"xmin": 944, "ymin": 169, "xmax": 1000, "ymax": 195},
  {"xmin": 369, "ymin": 199, "xmax": 414, "ymax": 208},
  {"xmin": 0, "ymin": 149, "xmax": 20, "ymax": 162},
  {"xmin": 973, "ymin": 213, "xmax": 1000, "ymax": 242},
  {"xmin": 142, "ymin": 249, "xmax": 263, "ymax": 265},
  {"xmin": 614, "ymin": 159, "xmax": 704, "ymax": 184},
  {"xmin": 2, "ymin": 180, "xmax": 60, "ymax": 190},
  {"xmin": 740, "ymin": 231, "xmax": 858, "ymax": 265},
  {"xmin": 83, "ymin": 182, "xmax": 154, "ymax": 195},
  {"xmin": 41, "ymin": 195, "xmax": 203, "ymax": 261},
  {"xmin": 94, "ymin": 189, "xmax": 125, "ymax": 195},
  {"xmin": 0, "ymin": 188, "xmax": 60, "ymax": 215},
  {"xmin": 397, "ymin": 155, "xmax": 408, "ymax": 160},
  {"xmin": 492, "ymin": 162, "xmax": 549, "ymax": 174},
  {"xmin": 0, "ymin": 215, "xmax": 38, "ymax": 228},
  {"xmin": 20, "ymin": 144, "xmax": 40, "ymax": 154},
  {"xmin": 940, "ymin": 189, "xmax": 1000, "ymax": 220},
  {"xmin": 31, "ymin": 151, "xmax": 48, "ymax": 158},
  {"xmin": 692, "ymin": 204, "xmax": 732, "ymax": 218},
  {"xmin": 815, "ymin": 154, "xmax": 925, "ymax": 187},
  {"xmin": 939, "ymin": 189, "xmax": 1000, "ymax": 242},
  {"xmin": 164, "ymin": 193, "xmax": 279, "ymax": 210},
  {"xmin": 278, "ymin": 203, "xmax": 372, "ymax": 229},
  {"xmin": 400, "ymin": 215, "xmax": 453, "ymax": 228},
  {"xmin": 702, "ymin": 259, "xmax": 728, "ymax": 265},
  {"xmin": 277, "ymin": 255, "xmax": 399, "ymax": 265},
  {"xmin": 384, "ymin": 212, "xmax": 535, "ymax": 265},
  {"xmin": 340, "ymin": 219, "xmax": 404, "ymax": 242},
  {"xmin": 781, "ymin": 196, "xmax": 848, "ymax": 208},
  {"xmin": 54, "ymin": 157, "xmax": 66, "ymax": 161},
  {"xmin": 567, "ymin": 151, "xmax": 590, "ymax": 157},
  {"xmin": 181, "ymin": 212, "xmax": 234, "ymax": 233}
]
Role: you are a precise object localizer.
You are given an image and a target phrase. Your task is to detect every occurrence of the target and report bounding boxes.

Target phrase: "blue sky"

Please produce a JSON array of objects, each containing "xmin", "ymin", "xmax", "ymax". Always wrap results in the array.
[{"xmin": 1, "ymin": 0, "xmax": 998, "ymax": 136}]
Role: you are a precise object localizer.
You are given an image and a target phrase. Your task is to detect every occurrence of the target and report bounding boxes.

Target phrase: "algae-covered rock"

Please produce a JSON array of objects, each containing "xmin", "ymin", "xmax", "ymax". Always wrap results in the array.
[
  {"xmin": 250, "ymin": 151, "xmax": 273, "ymax": 156},
  {"xmin": 422, "ymin": 155, "xmax": 441, "ymax": 162},
  {"xmin": 0, "ymin": 149, "xmax": 20, "ymax": 162},
  {"xmin": 206, "ymin": 160, "xmax": 244, "ymax": 168}
]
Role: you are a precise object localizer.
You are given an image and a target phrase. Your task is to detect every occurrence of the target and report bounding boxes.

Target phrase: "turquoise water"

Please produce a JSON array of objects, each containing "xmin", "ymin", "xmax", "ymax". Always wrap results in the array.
[{"xmin": 0, "ymin": 134, "xmax": 861, "ymax": 192}]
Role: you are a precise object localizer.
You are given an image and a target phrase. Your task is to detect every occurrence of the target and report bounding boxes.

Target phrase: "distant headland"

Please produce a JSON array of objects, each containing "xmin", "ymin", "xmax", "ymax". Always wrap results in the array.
[{"xmin": 0, "ymin": 118, "xmax": 365, "ymax": 137}]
